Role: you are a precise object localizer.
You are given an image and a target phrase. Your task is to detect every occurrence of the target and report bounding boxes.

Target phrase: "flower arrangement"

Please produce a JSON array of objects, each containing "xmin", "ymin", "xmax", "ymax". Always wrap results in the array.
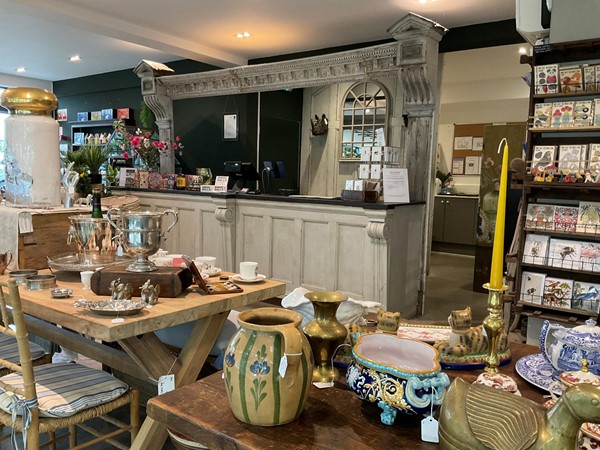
[{"xmin": 111, "ymin": 119, "xmax": 184, "ymax": 171}]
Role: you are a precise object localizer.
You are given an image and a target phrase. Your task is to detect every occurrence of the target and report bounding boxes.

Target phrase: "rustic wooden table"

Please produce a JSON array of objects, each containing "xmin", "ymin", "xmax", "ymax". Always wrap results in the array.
[
  {"xmin": 1, "ymin": 270, "xmax": 286, "ymax": 450},
  {"xmin": 146, "ymin": 342, "xmax": 546, "ymax": 449}
]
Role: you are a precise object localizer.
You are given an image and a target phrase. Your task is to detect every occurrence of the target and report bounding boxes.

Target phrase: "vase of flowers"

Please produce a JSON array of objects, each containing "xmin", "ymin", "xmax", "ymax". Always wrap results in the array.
[{"xmin": 110, "ymin": 120, "xmax": 184, "ymax": 173}]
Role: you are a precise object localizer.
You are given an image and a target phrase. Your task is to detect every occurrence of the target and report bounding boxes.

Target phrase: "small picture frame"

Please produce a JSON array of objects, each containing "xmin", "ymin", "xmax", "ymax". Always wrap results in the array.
[
  {"xmin": 224, "ymin": 114, "xmax": 238, "ymax": 141},
  {"xmin": 57, "ymin": 109, "xmax": 68, "ymax": 121}
]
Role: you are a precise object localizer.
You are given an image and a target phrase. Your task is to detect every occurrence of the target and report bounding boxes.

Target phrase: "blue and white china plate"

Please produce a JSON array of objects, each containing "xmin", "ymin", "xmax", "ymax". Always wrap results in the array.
[{"xmin": 515, "ymin": 352, "xmax": 562, "ymax": 395}]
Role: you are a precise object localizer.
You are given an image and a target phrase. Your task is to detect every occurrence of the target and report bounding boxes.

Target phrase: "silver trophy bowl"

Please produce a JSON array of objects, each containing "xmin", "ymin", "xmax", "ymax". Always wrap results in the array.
[{"xmin": 107, "ymin": 208, "xmax": 178, "ymax": 272}]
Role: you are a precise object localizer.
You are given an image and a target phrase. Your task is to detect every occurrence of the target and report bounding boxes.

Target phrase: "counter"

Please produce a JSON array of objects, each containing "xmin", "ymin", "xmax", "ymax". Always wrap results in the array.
[{"xmin": 112, "ymin": 188, "xmax": 426, "ymax": 316}]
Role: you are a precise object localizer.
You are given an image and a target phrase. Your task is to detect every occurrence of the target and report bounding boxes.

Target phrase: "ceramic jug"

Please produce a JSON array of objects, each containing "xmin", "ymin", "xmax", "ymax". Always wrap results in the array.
[
  {"xmin": 223, "ymin": 307, "xmax": 313, "ymax": 426},
  {"xmin": 540, "ymin": 319, "xmax": 600, "ymax": 375}
]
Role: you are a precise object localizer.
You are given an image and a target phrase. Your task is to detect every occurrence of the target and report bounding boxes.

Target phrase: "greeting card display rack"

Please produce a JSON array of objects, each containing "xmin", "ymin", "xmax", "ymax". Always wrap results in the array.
[{"xmin": 513, "ymin": 38, "xmax": 600, "ymax": 327}]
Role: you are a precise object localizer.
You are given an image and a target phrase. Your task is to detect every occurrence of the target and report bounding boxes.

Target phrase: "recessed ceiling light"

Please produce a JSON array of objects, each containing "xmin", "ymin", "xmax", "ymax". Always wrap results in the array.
[
  {"xmin": 418, "ymin": 0, "xmax": 436, "ymax": 3},
  {"xmin": 236, "ymin": 32, "xmax": 251, "ymax": 38},
  {"xmin": 518, "ymin": 47, "xmax": 528, "ymax": 55},
  {"xmin": 16, "ymin": 67, "xmax": 26, "ymax": 73},
  {"xmin": 69, "ymin": 55, "xmax": 81, "ymax": 62}
]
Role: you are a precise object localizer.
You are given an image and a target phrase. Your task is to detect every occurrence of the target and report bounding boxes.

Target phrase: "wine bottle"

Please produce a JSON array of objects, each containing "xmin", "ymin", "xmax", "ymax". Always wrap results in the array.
[{"xmin": 91, "ymin": 187, "xmax": 103, "ymax": 218}]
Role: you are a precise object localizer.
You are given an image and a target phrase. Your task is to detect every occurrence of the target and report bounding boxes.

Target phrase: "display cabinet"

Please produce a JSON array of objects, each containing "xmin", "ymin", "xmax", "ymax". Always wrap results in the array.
[{"xmin": 513, "ymin": 38, "xmax": 600, "ymax": 326}]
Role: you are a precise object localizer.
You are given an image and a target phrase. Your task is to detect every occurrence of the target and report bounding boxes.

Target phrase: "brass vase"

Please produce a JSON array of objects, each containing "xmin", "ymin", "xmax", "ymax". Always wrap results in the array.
[{"xmin": 303, "ymin": 291, "xmax": 348, "ymax": 383}]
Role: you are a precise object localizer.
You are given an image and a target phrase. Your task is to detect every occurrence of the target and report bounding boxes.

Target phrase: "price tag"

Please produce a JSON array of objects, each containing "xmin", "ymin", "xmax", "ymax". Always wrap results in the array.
[
  {"xmin": 158, "ymin": 374, "xmax": 175, "ymax": 395},
  {"xmin": 111, "ymin": 318, "xmax": 125, "ymax": 324},
  {"xmin": 278, "ymin": 355, "xmax": 288, "ymax": 378},
  {"xmin": 421, "ymin": 416, "xmax": 439, "ymax": 443}
]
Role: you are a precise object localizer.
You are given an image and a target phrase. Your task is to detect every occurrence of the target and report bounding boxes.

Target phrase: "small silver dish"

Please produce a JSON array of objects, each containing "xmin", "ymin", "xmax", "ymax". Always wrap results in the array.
[
  {"xmin": 25, "ymin": 274, "xmax": 57, "ymax": 291},
  {"xmin": 10, "ymin": 269, "xmax": 38, "ymax": 285},
  {"xmin": 50, "ymin": 288, "xmax": 73, "ymax": 299}
]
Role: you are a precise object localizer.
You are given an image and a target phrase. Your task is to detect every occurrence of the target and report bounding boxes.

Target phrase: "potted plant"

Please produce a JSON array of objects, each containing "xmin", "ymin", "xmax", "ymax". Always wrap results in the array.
[{"xmin": 65, "ymin": 144, "xmax": 110, "ymax": 196}]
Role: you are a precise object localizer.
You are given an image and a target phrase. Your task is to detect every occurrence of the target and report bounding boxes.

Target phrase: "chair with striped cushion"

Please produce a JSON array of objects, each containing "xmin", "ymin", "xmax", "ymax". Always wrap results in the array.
[
  {"xmin": 0, "ymin": 334, "xmax": 51, "ymax": 377},
  {"xmin": 0, "ymin": 279, "xmax": 140, "ymax": 449}
]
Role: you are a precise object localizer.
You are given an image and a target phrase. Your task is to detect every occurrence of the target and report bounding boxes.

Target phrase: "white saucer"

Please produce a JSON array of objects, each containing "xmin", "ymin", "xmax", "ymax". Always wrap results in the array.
[
  {"xmin": 202, "ymin": 267, "xmax": 222, "ymax": 277},
  {"xmin": 231, "ymin": 274, "xmax": 266, "ymax": 283}
]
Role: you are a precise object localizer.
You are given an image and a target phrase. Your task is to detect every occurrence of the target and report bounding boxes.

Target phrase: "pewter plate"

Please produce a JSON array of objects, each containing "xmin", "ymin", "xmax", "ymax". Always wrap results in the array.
[
  {"xmin": 74, "ymin": 299, "xmax": 146, "ymax": 316},
  {"xmin": 47, "ymin": 254, "xmax": 133, "ymax": 272}
]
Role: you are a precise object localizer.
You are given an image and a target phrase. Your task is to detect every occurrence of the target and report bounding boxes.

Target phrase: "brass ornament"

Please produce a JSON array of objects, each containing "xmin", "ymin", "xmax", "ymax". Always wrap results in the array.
[{"xmin": 0, "ymin": 87, "xmax": 58, "ymax": 115}]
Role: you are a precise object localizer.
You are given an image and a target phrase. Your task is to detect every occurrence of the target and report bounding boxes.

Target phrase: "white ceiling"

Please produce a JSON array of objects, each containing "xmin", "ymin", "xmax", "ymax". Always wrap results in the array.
[{"xmin": 0, "ymin": 0, "xmax": 516, "ymax": 82}]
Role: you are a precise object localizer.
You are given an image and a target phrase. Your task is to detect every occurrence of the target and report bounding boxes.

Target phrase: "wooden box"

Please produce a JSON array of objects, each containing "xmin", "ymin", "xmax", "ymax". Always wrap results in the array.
[
  {"xmin": 90, "ymin": 264, "xmax": 193, "ymax": 298},
  {"xmin": 18, "ymin": 211, "xmax": 75, "ymax": 270}
]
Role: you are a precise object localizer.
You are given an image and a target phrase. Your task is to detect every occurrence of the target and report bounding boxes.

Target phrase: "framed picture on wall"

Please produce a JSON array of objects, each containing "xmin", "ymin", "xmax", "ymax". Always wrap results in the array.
[
  {"xmin": 452, "ymin": 157, "xmax": 465, "ymax": 175},
  {"xmin": 223, "ymin": 113, "xmax": 238, "ymax": 141}
]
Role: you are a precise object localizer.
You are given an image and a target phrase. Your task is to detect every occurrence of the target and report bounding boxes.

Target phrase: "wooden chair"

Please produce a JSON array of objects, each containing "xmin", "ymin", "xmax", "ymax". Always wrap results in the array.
[
  {"xmin": 0, "ymin": 334, "xmax": 52, "ymax": 378},
  {"xmin": 0, "ymin": 279, "xmax": 140, "ymax": 449}
]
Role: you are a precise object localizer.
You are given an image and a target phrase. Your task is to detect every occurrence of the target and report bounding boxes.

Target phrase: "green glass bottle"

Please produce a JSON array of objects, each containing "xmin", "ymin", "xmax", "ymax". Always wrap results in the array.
[{"xmin": 91, "ymin": 187, "xmax": 103, "ymax": 218}]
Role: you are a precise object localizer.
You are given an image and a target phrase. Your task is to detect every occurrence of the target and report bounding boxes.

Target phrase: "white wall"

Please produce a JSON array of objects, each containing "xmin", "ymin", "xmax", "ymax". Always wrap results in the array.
[
  {"xmin": 0, "ymin": 73, "xmax": 52, "ymax": 91},
  {"xmin": 437, "ymin": 44, "xmax": 530, "ymax": 193}
]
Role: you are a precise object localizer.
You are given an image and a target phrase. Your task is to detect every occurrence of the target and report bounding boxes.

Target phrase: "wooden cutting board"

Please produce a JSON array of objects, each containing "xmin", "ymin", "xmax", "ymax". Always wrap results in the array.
[{"xmin": 90, "ymin": 263, "xmax": 193, "ymax": 298}]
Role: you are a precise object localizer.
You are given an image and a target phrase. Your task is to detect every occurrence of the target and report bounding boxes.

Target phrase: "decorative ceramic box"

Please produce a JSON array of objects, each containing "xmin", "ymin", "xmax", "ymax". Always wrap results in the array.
[
  {"xmin": 346, "ymin": 333, "xmax": 449, "ymax": 425},
  {"xmin": 102, "ymin": 108, "xmax": 116, "ymax": 120},
  {"xmin": 90, "ymin": 111, "xmax": 102, "ymax": 121},
  {"xmin": 117, "ymin": 108, "xmax": 132, "ymax": 119}
]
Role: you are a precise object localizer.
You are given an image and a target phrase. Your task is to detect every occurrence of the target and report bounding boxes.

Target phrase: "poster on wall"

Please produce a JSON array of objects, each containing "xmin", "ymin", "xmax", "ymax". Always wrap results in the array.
[
  {"xmin": 57, "ymin": 109, "xmax": 67, "ymax": 121},
  {"xmin": 472, "ymin": 137, "xmax": 483, "ymax": 151},
  {"xmin": 454, "ymin": 136, "xmax": 473, "ymax": 150},
  {"xmin": 223, "ymin": 114, "xmax": 238, "ymax": 141},
  {"xmin": 464, "ymin": 156, "xmax": 481, "ymax": 175},
  {"xmin": 452, "ymin": 157, "xmax": 465, "ymax": 175}
]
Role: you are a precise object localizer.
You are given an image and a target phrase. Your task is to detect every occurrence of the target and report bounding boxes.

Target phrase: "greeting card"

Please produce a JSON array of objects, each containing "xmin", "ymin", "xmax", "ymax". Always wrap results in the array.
[
  {"xmin": 525, "ymin": 203, "xmax": 555, "ymax": 231},
  {"xmin": 522, "ymin": 234, "xmax": 549, "ymax": 265},
  {"xmin": 543, "ymin": 277, "xmax": 573, "ymax": 309},
  {"xmin": 572, "ymin": 280, "xmax": 600, "ymax": 313},
  {"xmin": 558, "ymin": 145, "xmax": 586, "ymax": 174},
  {"xmin": 534, "ymin": 64, "xmax": 559, "ymax": 94},
  {"xmin": 576, "ymin": 201, "xmax": 600, "ymax": 234},
  {"xmin": 520, "ymin": 271, "xmax": 546, "ymax": 304},
  {"xmin": 553, "ymin": 205, "xmax": 579, "ymax": 232},
  {"xmin": 530, "ymin": 145, "xmax": 556, "ymax": 172},
  {"xmin": 549, "ymin": 238, "xmax": 581, "ymax": 270},
  {"xmin": 580, "ymin": 242, "xmax": 600, "ymax": 272}
]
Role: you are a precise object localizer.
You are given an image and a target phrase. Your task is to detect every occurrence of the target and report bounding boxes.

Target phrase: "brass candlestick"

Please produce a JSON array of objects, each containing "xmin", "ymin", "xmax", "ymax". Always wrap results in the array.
[{"xmin": 482, "ymin": 282, "xmax": 507, "ymax": 373}]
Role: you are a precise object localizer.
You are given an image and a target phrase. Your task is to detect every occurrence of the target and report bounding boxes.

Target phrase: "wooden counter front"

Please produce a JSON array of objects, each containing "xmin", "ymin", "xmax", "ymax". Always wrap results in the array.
[{"xmin": 147, "ymin": 343, "xmax": 545, "ymax": 450}]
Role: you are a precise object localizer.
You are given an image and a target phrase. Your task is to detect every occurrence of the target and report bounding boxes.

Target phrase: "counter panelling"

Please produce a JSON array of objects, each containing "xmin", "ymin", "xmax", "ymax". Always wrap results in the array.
[{"xmin": 117, "ymin": 189, "xmax": 424, "ymax": 315}]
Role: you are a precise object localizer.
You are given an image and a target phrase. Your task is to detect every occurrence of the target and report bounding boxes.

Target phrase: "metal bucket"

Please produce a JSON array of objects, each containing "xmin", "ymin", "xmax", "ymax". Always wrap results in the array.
[{"xmin": 67, "ymin": 215, "xmax": 119, "ymax": 264}]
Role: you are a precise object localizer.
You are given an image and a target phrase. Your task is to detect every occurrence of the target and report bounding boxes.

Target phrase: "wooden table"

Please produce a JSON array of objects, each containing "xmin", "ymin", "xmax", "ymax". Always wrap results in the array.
[
  {"xmin": 146, "ymin": 343, "xmax": 547, "ymax": 449},
  {"xmin": 1, "ymin": 270, "xmax": 286, "ymax": 450}
]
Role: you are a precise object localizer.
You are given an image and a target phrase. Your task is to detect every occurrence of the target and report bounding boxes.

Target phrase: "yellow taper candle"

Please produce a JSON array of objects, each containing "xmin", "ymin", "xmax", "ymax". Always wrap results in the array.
[{"xmin": 489, "ymin": 138, "xmax": 509, "ymax": 290}]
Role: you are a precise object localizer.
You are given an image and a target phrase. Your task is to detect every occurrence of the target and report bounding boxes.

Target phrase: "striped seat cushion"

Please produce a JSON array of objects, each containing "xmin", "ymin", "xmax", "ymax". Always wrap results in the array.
[
  {"xmin": 0, "ymin": 363, "xmax": 129, "ymax": 418},
  {"xmin": 0, "ymin": 333, "xmax": 47, "ymax": 367}
]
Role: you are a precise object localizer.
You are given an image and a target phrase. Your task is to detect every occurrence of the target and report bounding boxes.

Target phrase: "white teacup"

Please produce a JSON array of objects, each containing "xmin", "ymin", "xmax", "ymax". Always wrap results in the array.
[
  {"xmin": 80, "ymin": 270, "xmax": 94, "ymax": 290},
  {"xmin": 239, "ymin": 261, "xmax": 258, "ymax": 280},
  {"xmin": 195, "ymin": 256, "xmax": 217, "ymax": 272},
  {"xmin": 154, "ymin": 256, "xmax": 173, "ymax": 267}
]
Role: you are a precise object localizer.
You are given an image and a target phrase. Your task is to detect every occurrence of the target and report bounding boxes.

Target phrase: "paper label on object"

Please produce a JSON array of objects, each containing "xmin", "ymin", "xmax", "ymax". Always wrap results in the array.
[
  {"xmin": 111, "ymin": 318, "xmax": 125, "ymax": 324},
  {"xmin": 215, "ymin": 176, "xmax": 229, "ymax": 187},
  {"xmin": 278, "ymin": 354, "xmax": 288, "ymax": 378},
  {"xmin": 421, "ymin": 416, "xmax": 439, "ymax": 443},
  {"xmin": 158, "ymin": 374, "xmax": 175, "ymax": 395},
  {"xmin": 313, "ymin": 381, "xmax": 335, "ymax": 389}
]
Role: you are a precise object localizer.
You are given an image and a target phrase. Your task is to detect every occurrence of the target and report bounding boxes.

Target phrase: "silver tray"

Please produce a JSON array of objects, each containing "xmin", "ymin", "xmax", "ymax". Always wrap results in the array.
[
  {"xmin": 47, "ymin": 254, "xmax": 133, "ymax": 272},
  {"xmin": 73, "ymin": 299, "xmax": 146, "ymax": 316}
]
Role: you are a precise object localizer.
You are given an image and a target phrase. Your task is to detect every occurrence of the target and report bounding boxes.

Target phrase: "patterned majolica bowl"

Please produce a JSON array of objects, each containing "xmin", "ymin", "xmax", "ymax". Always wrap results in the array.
[{"xmin": 346, "ymin": 333, "xmax": 450, "ymax": 425}]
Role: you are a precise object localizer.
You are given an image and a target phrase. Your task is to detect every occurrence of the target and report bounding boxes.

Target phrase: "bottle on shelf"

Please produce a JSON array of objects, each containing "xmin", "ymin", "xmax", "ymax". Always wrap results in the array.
[
  {"xmin": 176, "ymin": 171, "xmax": 187, "ymax": 190},
  {"xmin": 91, "ymin": 187, "xmax": 103, "ymax": 218}
]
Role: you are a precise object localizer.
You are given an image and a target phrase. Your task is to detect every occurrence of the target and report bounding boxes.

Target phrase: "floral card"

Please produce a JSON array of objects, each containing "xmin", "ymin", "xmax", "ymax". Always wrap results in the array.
[
  {"xmin": 530, "ymin": 145, "xmax": 556, "ymax": 172},
  {"xmin": 551, "ymin": 101, "xmax": 574, "ymax": 128},
  {"xmin": 553, "ymin": 205, "xmax": 579, "ymax": 232},
  {"xmin": 520, "ymin": 271, "xmax": 546, "ymax": 304},
  {"xmin": 594, "ymin": 99, "xmax": 600, "ymax": 127},
  {"xmin": 576, "ymin": 201, "xmax": 600, "ymax": 234},
  {"xmin": 543, "ymin": 277, "xmax": 573, "ymax": 309},
  {"xmin": 522, "ymin": 234, "xmax": 549, "ymax": 265},
  {"xmin": 572, "ymin": 280, "xmax": 600, "ymax": 313},
  {"xmin": 588, "ymin": 143, "xmax": 600, "ymax": 173},
  {"xmin": 526, "ymin": 203, "xmax": 555, "ymax": 231},
  {"xmin": 549, "ymin": 238, "xmax": 581, "ymax": 270}
]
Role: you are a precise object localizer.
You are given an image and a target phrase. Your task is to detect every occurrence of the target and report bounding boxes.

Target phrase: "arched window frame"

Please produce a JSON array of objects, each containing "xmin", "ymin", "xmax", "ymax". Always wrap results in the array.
[{"xmin": 340, "ymin": 81, "xmax": 389, "ymax": 160}]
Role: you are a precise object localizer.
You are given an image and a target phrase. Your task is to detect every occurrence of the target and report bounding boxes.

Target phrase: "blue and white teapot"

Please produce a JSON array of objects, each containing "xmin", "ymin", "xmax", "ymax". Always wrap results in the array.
[{"xmin": 540, "ymin": 319, "xmax": 600, "ymax": 375}]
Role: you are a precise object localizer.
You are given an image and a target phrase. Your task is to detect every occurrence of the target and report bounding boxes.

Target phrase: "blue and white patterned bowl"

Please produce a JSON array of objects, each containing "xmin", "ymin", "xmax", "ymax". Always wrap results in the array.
[{"xmin": 346, "ymin": 333, "xmax": 449, "ymax": 425}]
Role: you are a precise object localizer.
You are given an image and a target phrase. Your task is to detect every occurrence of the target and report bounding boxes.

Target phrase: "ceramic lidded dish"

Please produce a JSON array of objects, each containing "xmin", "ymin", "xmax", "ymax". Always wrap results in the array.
[
  {"xmin": 541, "ymin": 319, "xmax": 600, "ymax": 375},
  {"xmin": 346, "ymin": 333, "xmax": 450, "ymax": 425},
  {"xmin": 559, "ymin": 359, "xmax": 600, "ymax": 390}
]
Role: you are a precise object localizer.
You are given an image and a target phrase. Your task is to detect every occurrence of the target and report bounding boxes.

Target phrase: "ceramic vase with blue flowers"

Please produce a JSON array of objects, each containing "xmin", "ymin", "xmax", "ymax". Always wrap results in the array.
[{"xmin": 223, "ymin": 307, "xmax": 313, "ymax": 426}]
